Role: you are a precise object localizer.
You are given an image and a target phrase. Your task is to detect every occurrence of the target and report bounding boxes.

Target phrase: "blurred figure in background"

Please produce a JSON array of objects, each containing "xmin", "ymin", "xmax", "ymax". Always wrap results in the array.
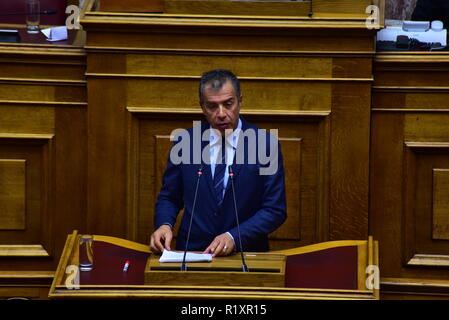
[{"xmin": 412, "ymin": 0, "xmax": 449, "ymax": 29}]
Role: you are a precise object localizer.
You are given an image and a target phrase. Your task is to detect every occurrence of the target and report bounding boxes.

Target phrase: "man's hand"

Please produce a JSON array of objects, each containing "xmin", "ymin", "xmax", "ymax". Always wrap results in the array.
[
  {"xmin": 203, "ymin": 233, "xmax": 235, "ymax": 257},
  {"xmin": 150, "ymin": 224, "xmax": 173, "ymax": 253}
]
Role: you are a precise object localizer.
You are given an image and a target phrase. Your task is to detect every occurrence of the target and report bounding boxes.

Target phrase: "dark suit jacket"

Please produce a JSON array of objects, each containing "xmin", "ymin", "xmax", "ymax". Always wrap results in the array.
[
  {"xmin": 155, "ymin": 118, "xmax": 287, "ymax": 252},
  {"xmin": 412, "ymin": 0, "xmax": 449, "ymax": 29}
]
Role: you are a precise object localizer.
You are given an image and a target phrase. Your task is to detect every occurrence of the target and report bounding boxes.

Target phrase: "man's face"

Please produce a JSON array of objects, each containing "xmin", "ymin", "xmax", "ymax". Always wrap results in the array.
[{"xmin": 201, "ymin": 80, "xmax": 241, "ymax": 136}]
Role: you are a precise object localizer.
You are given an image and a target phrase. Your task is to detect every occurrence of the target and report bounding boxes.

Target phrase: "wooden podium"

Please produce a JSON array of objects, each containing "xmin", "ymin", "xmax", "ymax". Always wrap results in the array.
[
  {"xmin": 145, "ymin": 252, "xmax": 285, "ymax": 287},
  {"xmin": 49, "ymin": 230, "xmax": 379, "ymax": 299}
]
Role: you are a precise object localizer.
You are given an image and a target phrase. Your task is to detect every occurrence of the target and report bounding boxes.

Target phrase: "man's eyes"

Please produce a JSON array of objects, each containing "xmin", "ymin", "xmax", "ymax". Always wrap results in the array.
[
  {"xmin": 206, "ymin": 101, "xmax": 234, "ymax": 110},
  {"xmin": 205, "ymin": 104, "xmax": 218, "ymax": 110}
]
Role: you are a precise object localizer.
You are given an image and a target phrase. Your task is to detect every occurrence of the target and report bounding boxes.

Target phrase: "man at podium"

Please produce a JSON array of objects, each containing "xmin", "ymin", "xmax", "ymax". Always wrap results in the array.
[{"xmin": 150, "ymin": 69, "xmax": 287, "ymax": 257}]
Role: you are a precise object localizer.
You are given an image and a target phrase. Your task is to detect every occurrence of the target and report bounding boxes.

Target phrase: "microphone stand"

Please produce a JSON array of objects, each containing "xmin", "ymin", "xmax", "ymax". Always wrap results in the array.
[
  {"xmin": 228, "ymin": 166, "xmax": 249, "ymax": 272},
  {"xmin": 181, "ymin": 165, "xmax": 203, "ymax": 271}
]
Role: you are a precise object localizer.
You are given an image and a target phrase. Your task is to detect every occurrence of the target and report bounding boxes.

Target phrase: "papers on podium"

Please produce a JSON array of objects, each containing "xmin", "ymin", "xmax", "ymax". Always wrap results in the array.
[
  {"xmin": 41, "ymin": 26, "xmax": 68, "ymax": 42},
  {"xmin": 159, "ymin": 249, "xmax": 213, "ymax": 263}
]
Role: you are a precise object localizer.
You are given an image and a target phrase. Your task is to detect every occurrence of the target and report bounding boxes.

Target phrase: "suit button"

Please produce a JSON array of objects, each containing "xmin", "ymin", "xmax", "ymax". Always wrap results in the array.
[{"xmin": 214, "ymin": 212, "xmax": 218, "ymax": 216}]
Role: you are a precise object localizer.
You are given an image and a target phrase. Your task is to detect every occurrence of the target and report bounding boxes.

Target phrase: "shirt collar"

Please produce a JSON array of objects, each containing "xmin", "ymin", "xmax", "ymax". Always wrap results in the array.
[{"xmin": 209, "ymin": 118, "xmax": 242, "ymax": 149}]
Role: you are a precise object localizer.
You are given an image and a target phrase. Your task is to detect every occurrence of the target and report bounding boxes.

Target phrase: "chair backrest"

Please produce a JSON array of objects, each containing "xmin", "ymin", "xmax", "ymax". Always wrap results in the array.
[
  {"xmin": 274, "ymin": 238, "xmax": 375, "ymax": 291},
  {"xmin": 284, "ymin": 245, "xmax": 359, "ymax": 290}
]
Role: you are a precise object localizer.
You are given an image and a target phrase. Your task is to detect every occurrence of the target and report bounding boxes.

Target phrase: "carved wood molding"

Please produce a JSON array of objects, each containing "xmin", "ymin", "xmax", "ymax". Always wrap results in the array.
[
  {"xmin": 0, "ymin": 78, "xmax": 86, "ymax": 86},
  {"xmin": 373, "ymin": 86, "xmax": 449, "ymax": 93},
  {"xmin": 381, "ymin": 277, "xmax": 449, "ymax": 298},
  {"xmin": 87, "ymin": 73, "xmax": 373, "ymax": 83},
  {"xmin": 0, "ymin": 134, "xmax": 55, "ymax": 258},
  {"xmin": 0, "ymin": 245, "xmax": 49, "ymax": 257},
  {"xmin": 127, "ymin": 106, "xmax": 331, "ymax": 117},
  {"xmin": 84, "ymin": 47, "xmax": 376, "ymax": 57},
  {"xmin": 403, "ymin": 142, "xmax": 449, "ymax": 268},
  {"xmin": 0, "ymin": 100, "xmax": 87, "ymax": 107},
  {"xmin": 407, "ymin": 254, "xmax": 449, "ymax": 267}
]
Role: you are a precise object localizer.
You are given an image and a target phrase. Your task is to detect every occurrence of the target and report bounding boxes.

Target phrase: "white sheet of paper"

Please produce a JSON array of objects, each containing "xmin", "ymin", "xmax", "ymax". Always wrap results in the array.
[
  {"xmin": 159, "ymin": 249, "xmax": 213, "ymax": 263},
  {"xmin": 41, "ymin": 26, "xmax": 68, "ymax": 42}
]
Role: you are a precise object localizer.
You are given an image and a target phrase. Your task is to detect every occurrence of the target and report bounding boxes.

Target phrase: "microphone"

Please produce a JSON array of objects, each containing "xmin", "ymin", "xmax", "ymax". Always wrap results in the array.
[
  {"xmin": 0, "ymin": 10, "xmax": 57, "ymax": 16},
  {"xmin": 308, "ymin": 0, "xmax": 313, "ymax": 18},
  {"xmin": 228, "ymin": 166, "xmax": 249, "ymax": 272},
  {"xmin": 181, "ymin": 165, "xmax": 203, "ymax": 271}
]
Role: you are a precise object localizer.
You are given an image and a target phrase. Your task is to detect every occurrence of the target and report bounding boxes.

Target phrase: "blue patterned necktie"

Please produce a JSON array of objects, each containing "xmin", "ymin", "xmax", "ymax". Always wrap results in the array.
[{"xmin": 213, "ymin": 137, "xmax": 226, "ymax": 206}]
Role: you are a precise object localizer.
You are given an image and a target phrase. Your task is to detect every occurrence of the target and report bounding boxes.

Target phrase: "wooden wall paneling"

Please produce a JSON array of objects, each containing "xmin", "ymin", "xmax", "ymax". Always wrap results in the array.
[
  {"xmin": 381, "ymin": 277, "xmax": 449, "ymax": 300},
  {"xmin": 374, "ymin": 70, "xmax": 449, "ymax": 88},
  {"xmin": 0, "ymin": 56, "xmax": 85, "ymax": 81},
  {"xmin": 313, "ymin": 0, "xmax": 372, "ymax": 14},
  {"xmin": 329, "ymin": 82, "xmax": 371, "ymax": 240},
  {"xmin": 271, "ymin": 136, "xmax": 303, "ymax": 243},
  {"xmin": 252, "ymin": 114, "xmax": 331, "ymax": 249},
  {"xmin": 85, "ymin": 31, "xmax": 374, "ymax": 54},
  {"xmin": 99, "ymin": 0, "xmax": 164, "ymax": 13},
  {"xmin": 0, "ymin": 44, "xmax": 86, "ymax": 299},
  {"xmin": 432, "ymin": 169, "xmax": 449, "ymax": 241},
  {"xmin": 316, "ymin": 112, "xmax": 331, "ymax": 242},
  {"xmin": 125, "ymin": 107, "xmax": 140, "ymax": 241},
  {"xmin": 2, "ymin": 130, "xmax": 79, "ymax": 261},
  {"xmin": 403, "ymin": 111, "xmax": 449, "ymax": 265},
  {"xmin": 374, "ymin": 53, "xmax": 449, "ymax": 88},
  {"xmin": 373, "ymin": 89, "xmax": 449, "ymax": 111},
  {"xmin": 0, "ymin": 2, "xmax": 385, "ymax": 299},
  {"xmin": 124, "ymin": 53, "xmax": 334, "ymax": 79},
  {"xmin": 125, "ymin": 78, "xmax": 332, "ymax": 111},
  {"xmin": 371, "ymin": 112, "xmax": 449, "ymax": 287},
  {"xmin": 373, "ymin": 53, "xmax": 449, "ymax": 298},
  {"xmin": 128, "ymin": 112, "xmax": 199, "ymax": 245},
  {"xmin": 82, "ymin": 13, "xmax": 376, "ymax": 251},
  {"xmin": 53, "ymin": 104, "xmax": 87, "ymax": 261},
  {"xmin": 0, "ymin": 132, "xmax": 55, "ymax": 259},
  {"xmin": 164, "ymin": 0, "xmax": 311, "ymax": 17},
  {"xmin": 0, "ymin": 159, "xmax": 26, "ymax": 230},
  {"xmin": 83, "ymin": 20, "xmax": 375, "ymax": 53},
  {"xmin": 402, "ymin": 140, "xmax": 418, "ymax": 268},
  {"xmin": 164, "ymin": 0, "xmax": 375, "ymax": 16},
  {"xmin": 87, "ymin": 78, "xmax": 127, "ymax": 237},
  {"xmin": 0, "ymin": 285, "xmax": 52, "ymax": 300},
  {"xmin": 403, "ymin": 142, "xmax": 449, "ymax": 267},
  {"xmin": 332, "ymin": 57, "xmax": 372, "ymax": 79},
  {"xmin": 0, "ymin": 83, "xmax": 55, "ymax": 104},
  {"xmin": 370, "ymin": 111, "xmax": 405, "ymax": 278}
]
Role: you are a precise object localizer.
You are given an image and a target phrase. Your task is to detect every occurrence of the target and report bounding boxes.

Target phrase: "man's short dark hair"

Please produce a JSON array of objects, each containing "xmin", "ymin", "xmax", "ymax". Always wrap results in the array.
[{"xmin": 199, "ymin": 69, "xmax": 241, "ymax": 105}]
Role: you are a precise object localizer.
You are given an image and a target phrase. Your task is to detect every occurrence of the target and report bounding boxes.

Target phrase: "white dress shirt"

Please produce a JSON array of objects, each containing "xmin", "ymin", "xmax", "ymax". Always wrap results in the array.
[
  {"xmin": 209, "ymin": 118, "xmax": 242, "ymax": 247},
  {"xmin": 209, "ymin": 118, "xmax": 242, "ymax": 196}
]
